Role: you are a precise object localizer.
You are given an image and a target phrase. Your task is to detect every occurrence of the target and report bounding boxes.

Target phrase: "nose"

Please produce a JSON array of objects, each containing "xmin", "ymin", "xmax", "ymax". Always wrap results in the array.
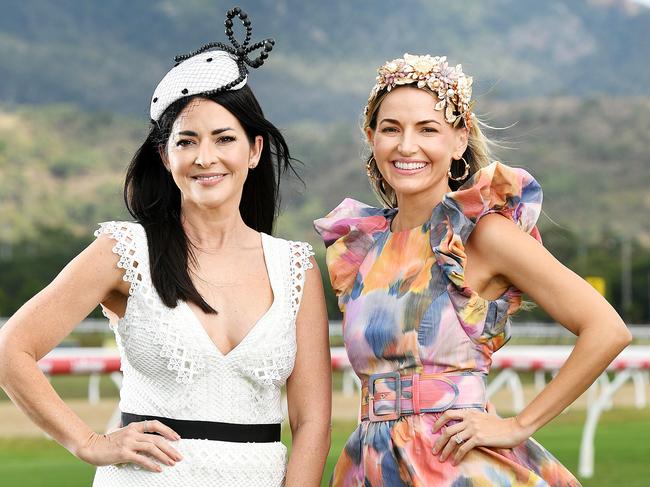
[
  {"xmin": 194, "ymin": 157, "xmax": 212, "ymax": 168},
  {"xmin": 195, "ymin": 141, "xmax": 217, "ymax": 168},
  {"xmin": 397, "ymin": 130, "xmax": 417, "ymax": 156}
]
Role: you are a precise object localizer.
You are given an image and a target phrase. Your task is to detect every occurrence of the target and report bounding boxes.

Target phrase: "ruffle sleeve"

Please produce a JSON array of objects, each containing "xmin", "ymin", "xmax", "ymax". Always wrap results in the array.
[
  {"xmin": 432, "ymin": 161, "xmax": 543, "ymax": 351},
  {"xmin": 314, "ymin": 198, "xmax": 393, "ymax": 311}
]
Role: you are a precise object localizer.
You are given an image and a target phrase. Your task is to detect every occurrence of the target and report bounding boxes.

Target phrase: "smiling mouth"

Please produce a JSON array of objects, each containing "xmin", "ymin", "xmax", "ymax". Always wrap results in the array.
[
  {"xmin": 392, "ymin": 160, "xmax": 428, "ymax": 170},
  {"xmin": 192, "ymin": 173, "xmax": 226, "ymax": 181}
]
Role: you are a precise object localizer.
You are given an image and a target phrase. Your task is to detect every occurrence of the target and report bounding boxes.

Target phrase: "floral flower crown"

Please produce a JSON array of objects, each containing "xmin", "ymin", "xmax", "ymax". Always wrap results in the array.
[{"xmin": 365, "ymin": 53, "xmax": 474, "ymax": 129}]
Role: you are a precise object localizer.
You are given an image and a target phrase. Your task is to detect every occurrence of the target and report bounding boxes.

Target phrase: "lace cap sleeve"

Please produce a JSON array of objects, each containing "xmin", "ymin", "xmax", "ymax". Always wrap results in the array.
[
  {"xmin": 314, "ymin": 198, "xmax": 392, "ymax": 311},
  {"xmin": 432, "ymin": 162, "xmax": 543, "ymax": 351},
  {"xmin": 94, "ymin": 221, "xmax": 146, "ymax": 296},
  {"xmin": 287, "ymin": 240, "xmax": 314, "ymax": 320}
]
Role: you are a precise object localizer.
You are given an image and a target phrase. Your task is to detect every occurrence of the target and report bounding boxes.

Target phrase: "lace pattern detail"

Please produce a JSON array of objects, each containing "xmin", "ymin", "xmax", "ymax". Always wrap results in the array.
[
  {"xmin": 239, "ymin": 238, "xmax": 310, "ymax": 392},
  {"xmin": 287, "ymin": 241, "xmax": 314, "ymax": 320},
  {"xmin": 93, "ymin": 438, "xmax": 287, "ymax": 486},
  {"xmin": 93, "ymin": 226, "xmax": 304, "ymax": 428},
  {"xmin": 94, "ymin": 222, "xmax": 144, "ymax": 336},
  {"xmin": 143, "ymin": 310, "xmax": 206, "ymax": 386},
  {"xmin": 94, "ymin": 222, "xmax": 206, "ymax": 389},
  {"xmin": 95, "ymin": 222, "xmax": 144, "ymax": 294},
  {"xmin": 242, "ymin": 336, "xmax": 295, "ymax": 388}
]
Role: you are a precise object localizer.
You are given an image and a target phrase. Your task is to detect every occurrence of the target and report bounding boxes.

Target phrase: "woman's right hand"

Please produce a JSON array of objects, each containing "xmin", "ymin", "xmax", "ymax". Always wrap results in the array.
[{"xmin": 76, "ymin": 420, "xmax": 183, "ymax": 472}]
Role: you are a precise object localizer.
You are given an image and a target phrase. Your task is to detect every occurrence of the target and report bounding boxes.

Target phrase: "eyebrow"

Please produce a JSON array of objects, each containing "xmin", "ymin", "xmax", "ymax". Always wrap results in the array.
[
  {"xmin": 176, "ymin": 127, "xmax": 234, "ymax": 136},
  {"xmin": 379, "ymin": 118, "xmax": 441, "ymax": 126}
]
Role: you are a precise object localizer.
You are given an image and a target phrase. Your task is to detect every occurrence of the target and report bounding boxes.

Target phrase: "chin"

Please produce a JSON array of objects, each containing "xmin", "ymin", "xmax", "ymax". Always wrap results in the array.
[
  {"xmin": 388, "ymin": 181, "xmax": 432, "ymax": 196},
  {"xmin": 182, "ymin": 192, "xmax": 227, "ymax": 210}
]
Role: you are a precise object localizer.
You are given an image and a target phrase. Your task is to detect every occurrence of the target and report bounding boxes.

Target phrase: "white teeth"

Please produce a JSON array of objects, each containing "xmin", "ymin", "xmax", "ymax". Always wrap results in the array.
[
  {"xmin": 195, "ymin": 175, "xmax": 223, "ymax": 181},
  {"xmin": 393, "ymin": 161, "xmax": 427, "ymax": 170}
]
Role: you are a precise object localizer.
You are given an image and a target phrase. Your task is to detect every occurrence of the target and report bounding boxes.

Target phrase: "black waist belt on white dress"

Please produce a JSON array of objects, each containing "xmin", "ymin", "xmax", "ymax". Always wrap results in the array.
[{"xmin": 121, "ymin": 412, "xmax": 281, "ymax": 443}]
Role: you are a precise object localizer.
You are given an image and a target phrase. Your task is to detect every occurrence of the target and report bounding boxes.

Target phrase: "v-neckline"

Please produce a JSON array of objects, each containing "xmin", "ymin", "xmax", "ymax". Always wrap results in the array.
[{"xmin": 181, "ymin": 232, "xmax": 277, "ymax": 358}]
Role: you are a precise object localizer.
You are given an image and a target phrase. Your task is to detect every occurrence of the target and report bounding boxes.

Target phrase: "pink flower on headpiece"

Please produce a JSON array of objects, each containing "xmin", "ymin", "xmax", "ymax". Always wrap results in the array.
[
  {"xmin": 438, "ymin": 62, "xmax": 457, "ymax": 86},
  {"xmin": 378, "ymin": 59, "xmax": 412, "ymax": 89}
]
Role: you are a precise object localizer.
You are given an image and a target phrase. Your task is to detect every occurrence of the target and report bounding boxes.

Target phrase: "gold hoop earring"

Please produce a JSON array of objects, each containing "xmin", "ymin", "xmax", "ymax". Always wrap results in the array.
[
  {"xmin": 448, "ymin": 157, "xmax": 470, "ymax": 182},
  {"xmin": 365, "ymin": 157, "xmax": 382, "ymax": 182}
]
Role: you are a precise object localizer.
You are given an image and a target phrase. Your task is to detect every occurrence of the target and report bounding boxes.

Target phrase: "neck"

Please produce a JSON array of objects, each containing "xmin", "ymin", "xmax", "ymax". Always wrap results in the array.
[
  {"xmin": 180, "ymin": 202, "xmax": 256, "ymax": 250},
  {"xmin": 392, "ymin": 183, "xmax": 451, "ymax": 231}
]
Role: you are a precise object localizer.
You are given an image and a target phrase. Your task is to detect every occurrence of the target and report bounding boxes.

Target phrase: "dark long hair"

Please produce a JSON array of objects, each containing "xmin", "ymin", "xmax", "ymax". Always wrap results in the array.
[{"xmin": 124, "ymin": 85, "xmax": 297, "ymax": 313}]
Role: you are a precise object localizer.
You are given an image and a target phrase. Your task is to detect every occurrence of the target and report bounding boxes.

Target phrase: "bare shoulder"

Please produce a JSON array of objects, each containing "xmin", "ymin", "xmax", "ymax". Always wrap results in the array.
[
  {"xmin": 472, "ymin": 213, "xmax": 523, "ymax": 244},
  {"xmin": 82, "ymin": 233, "xmax": 124, "ymax": 272},
  {"xmin": 39, "ymin": 234, "xmax": 128, "ymax": 304},
  {"xmin": 295, "ymin": 255, "xmax": 326, "ymax": 318},
  {"xmin": 303, "ymin": 256, "xmax": 323, "ymax": 291},
  {"xmin": 467, "ymin": 213, "xmax": 533, "ymax": 259},
  {"xmin": 306, "ymin": 255, "xmax": 320, "ymax": 272},
  {"xmin": 465, "ymin": 213, "xmax": 547, "ymax": 286},
  {"xmin": 91, "ymin": 232, "xmax": 123, "ymax": 259},
  {"xmin": 87, "ymin": 233, "xmax": 131, "ymax": 295}
]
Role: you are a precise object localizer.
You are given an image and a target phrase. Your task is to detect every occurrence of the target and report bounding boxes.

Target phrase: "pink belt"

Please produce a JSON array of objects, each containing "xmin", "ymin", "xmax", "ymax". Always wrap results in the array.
[{"xmin": 360, "ymin": 371, "xmax": 487, "ymax": 422}]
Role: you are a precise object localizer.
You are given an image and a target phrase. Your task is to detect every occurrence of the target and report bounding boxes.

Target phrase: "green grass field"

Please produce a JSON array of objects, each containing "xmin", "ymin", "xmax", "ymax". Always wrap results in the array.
[{"xmin": 0, "ymin": 408, "xmax": 649, "ymax": 486}]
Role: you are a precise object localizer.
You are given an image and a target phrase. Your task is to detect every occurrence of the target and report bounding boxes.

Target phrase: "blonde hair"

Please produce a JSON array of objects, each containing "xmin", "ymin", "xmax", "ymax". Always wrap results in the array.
[{"xmin": 363, "ymin": 86, "xmax": 495, "ymax": 208}]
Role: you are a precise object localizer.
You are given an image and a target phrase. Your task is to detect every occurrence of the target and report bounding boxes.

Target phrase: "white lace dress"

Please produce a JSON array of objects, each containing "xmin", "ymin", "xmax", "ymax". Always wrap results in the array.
[{"xmin": 92, "ymin": 221, "xmax": 313, "ymax": 487}]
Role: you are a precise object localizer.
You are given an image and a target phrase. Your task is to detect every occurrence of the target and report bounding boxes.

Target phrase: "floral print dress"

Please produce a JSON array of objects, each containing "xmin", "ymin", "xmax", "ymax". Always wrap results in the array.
[{"xmin": 315, "ymin": 162, "xmax": 580, "ymax": 486}]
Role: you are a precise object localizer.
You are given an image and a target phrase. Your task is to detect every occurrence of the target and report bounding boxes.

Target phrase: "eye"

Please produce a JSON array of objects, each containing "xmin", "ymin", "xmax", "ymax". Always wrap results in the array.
[
  {"xmin": 422, "ymin": 127, "xmax": 438, "ymax": 134},
  {"xmin": 175, "ymin": 139, "xmax": 194, "ymax": 147},
  {"xmin": 217, "ymin": 135, "xmax": 236, "ymax": 144},
  {"xmin": 380, "ymin": 126, "xmax": 399, "ymax": 134}
]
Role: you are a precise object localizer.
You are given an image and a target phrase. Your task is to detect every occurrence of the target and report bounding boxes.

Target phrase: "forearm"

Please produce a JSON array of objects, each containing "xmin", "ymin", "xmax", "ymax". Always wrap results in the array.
[
  {"xmin": 0, "ymin": 349, "xmax": 95, "ymax": 456},
  {"xmin": 285, "ymin": 419, "xmax": 331, "ymax": 487},
  {"xmin": 515, "ymin": 320, "xmax": 631, "ymax": 434}
]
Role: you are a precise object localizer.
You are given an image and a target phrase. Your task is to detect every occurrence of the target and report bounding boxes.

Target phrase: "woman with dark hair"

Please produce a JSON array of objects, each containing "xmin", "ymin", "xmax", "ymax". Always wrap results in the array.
[
  {"xmin": 315, "ymin": 53, "xmax": 630, "ymax": 486},
  {"xmin": 0, "ymin": 8, "xmax": 331, "ymax": 486}
]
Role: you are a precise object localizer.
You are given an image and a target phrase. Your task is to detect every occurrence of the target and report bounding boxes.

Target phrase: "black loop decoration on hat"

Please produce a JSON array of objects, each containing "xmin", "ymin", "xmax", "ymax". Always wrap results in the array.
[{"xmin": 172, "ymin": 6, "xmax": 275, "ymax": 95}]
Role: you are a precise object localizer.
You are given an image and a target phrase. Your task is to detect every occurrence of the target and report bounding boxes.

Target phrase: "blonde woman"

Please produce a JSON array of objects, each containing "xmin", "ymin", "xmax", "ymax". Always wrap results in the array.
[{"xmin": 315, "ymin": 54, "xmax": 630, "ymax": 486}]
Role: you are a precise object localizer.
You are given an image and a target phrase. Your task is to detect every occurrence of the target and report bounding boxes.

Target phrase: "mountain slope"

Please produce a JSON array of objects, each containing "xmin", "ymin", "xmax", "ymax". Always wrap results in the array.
[
  {"xmin": 0, "ymin": 97, "xmax": 646, "ymax": 247},
  {"xmin": 1, "ymin": 0, "xmax": 649, "ymax": 122}
]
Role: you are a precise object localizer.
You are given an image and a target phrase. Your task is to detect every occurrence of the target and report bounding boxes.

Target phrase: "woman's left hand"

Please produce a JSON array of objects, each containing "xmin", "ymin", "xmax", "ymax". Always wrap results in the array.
[{"xmin": 431, "ymin": 409, "xmax": 533, "ymax": 465}]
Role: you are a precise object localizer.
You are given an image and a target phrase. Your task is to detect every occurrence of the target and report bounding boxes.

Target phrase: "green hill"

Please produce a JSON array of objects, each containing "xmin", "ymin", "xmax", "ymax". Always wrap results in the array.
[
  {"xmin": 0, "ymin": 99, "xmax": 648, "ymax": 320},
  {"xmin": 0, "ymin": 97, "xmax": 647, "ymax": 246},
  {"xmin": 1, "ymin": 1, "xmax": 649, "ymax": 320},
  {"xmin": 0, "ymin": 106, "xmax": 139, "ymax": 244}
]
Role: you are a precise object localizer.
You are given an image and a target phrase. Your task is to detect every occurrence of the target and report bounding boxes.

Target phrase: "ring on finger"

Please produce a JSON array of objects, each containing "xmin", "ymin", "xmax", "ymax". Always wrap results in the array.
[
  {"xmin": 454, "ymin": 432, "xmax": 464, "ymax": 444},
  {"xmin": 143, "ymin": 420, "xmax": 148, "ymax": 434}
]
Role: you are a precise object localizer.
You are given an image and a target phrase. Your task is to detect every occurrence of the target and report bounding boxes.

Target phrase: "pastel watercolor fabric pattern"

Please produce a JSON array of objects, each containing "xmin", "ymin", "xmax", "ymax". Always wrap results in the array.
[{"xmin": 315, "ymin": 162, "xmax": 580, "ymax": 486}]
